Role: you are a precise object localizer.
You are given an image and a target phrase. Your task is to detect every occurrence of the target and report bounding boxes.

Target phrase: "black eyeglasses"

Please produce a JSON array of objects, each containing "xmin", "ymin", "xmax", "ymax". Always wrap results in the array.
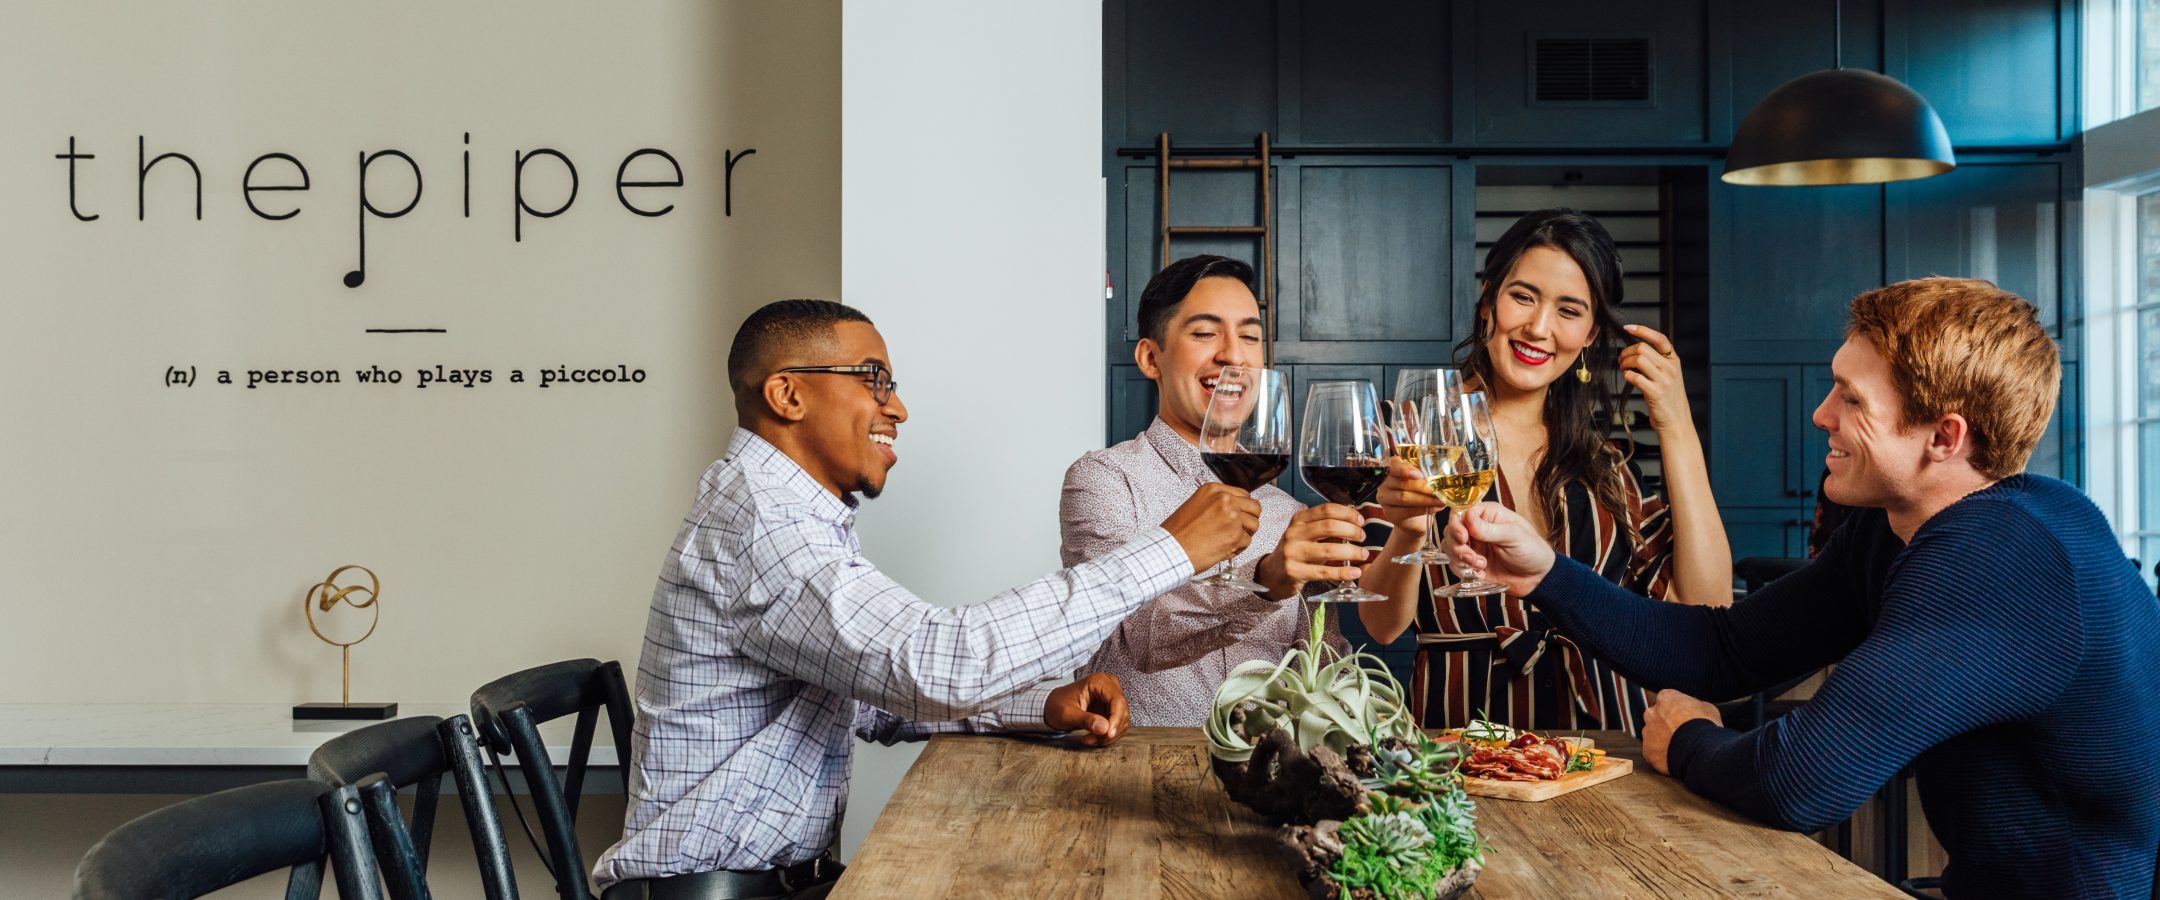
[{"xmin": 777, "ymin": 364, "xmax": 899, "ymax": 404}]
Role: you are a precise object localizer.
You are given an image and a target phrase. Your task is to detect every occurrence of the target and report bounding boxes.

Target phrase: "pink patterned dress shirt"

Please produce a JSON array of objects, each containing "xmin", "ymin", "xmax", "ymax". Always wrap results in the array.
[{"xmin": 1059, "ymin": 416, "xmax": 1348, "ymax": 727}]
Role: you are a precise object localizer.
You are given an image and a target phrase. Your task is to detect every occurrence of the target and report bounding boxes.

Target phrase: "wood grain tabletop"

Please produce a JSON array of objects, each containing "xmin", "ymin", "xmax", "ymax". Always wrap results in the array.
[{"xmin": 831, "ymin": 727, "xmax": 1904, "ymax": 899}]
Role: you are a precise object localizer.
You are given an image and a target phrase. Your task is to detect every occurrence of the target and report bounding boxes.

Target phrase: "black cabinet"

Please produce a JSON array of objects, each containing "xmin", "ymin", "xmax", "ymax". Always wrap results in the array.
[
  {"xmin": 2028, "ymin": 361, "xmax": 2076, "ymax": 482},
  {"xmin": 1468, "ymin": 0, "xmax": 1707, "ymax": 145},
  {"xmin": 1710, "ymin": 365, "xmax": 1810, "ymax": 506},
  {"xmin": 1886, "ymin": 160, "xmax": 2066, "ymax": 333},
  {"xmin": 1712, "ymin": 364, "xmax": 1825, "ymax": 563},
  {"xmin": 1116, "ymin": 157, "xmax": 1466, "ymax": 357},
  {"xmin": 1117, "ymin": 0, "xmax": 1278, "ymax": 145},
  {"xmin": 1107, "ymin": 365, "xmax": 1160, "ymax": 446},
  {"xmin": 1711, "ymin": 181, "xmax": 1884, "ymax": 363},
  {"xmin": 1116, "ymin": 162, "xmax": 1269, "ymax": 343},
  {"xmin": 1298, "ymin": 0, "xmax": 1454, "ymax": 144},
  {"xmin": 1722, "ymin": 0, "xmax": 1883, "ymax": 145},
  {"xmin": 1884, "ymin": 0, "xmax": 2076, "ymax": 147},
  {"xmin": 1291, "ymin": 165, "xmax": 1458, "ymax": 343},
  {"xmin": 1801, "ymin": 364, "xmax": 1835, "ymax": 492},
  {"xmin": 1725, "ymin": 506, "xmax": 1812, "ymax": 560}
]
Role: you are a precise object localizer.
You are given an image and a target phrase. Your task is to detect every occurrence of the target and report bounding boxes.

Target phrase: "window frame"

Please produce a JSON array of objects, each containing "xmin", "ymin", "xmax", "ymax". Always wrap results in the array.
[{"xmin": 2082, "ymin": 0, "xmax": 2160, "ymax": 587}]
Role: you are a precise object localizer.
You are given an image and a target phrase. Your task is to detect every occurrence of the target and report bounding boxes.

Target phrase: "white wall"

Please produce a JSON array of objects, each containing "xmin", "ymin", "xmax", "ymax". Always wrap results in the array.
[{"xmin": 839, "ymin": 0, "xmax": 1105, "ymax": 859}]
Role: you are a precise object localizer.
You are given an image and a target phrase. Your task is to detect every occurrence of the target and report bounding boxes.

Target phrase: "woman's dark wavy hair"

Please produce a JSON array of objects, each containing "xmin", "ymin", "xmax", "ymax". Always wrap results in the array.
[{"xmin": 1452, "ymin": 208, "xmax": 1637, "ymax": 544}]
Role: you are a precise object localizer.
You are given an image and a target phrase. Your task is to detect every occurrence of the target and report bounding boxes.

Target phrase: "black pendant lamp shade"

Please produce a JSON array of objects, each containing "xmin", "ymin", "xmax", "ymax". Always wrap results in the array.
[{"xmin": 1722, "ymin": 67, "xmax": 1955, "ymax": 186}]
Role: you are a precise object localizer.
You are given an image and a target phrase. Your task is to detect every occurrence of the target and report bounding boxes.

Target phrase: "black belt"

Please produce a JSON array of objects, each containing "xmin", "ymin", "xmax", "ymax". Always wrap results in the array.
[
  {"xmin": 602, "ymin": 853, "xmax": 842, "ymax": 900},
  {"xmin": 1418, "ymin": 626, "xmax": 1555, "ymax": 676}
]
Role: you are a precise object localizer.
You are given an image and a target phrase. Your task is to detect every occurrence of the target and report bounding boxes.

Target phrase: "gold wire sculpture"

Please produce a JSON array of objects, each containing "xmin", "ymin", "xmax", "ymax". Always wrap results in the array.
[{"xmin": 295, "ymin": 564, "xmax": 396, "ymax": 719}]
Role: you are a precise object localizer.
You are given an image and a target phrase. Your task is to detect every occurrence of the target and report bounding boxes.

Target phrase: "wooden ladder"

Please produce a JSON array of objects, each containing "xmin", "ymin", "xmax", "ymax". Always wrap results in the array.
[{"xmin": 1155, "ymin": 132, "xmax": 1275, "ymax": 364}]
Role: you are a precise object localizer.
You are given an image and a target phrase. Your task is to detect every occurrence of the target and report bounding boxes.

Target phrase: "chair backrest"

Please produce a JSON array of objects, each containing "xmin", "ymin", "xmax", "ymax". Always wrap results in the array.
[
  {"xmin": 470, "ymin": 659, "xmax": 635, "ymax": 900},
  {"xmin": 1734, "ymin": 556, "xmax": 1809, "ymax": 597},
  {"xmin": 308, "ymin": 714, "xmax": 519, "ymax": 900},
  {"xmin": 74, "ymin": 779, "xmax": 381, "ymax": 900}
]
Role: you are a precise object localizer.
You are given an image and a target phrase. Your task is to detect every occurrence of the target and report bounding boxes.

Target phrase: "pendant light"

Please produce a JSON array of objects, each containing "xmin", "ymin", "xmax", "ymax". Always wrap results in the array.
[{"xmin": 1722, "ymin": 0, "xmax": 1954, "ymax": 186}]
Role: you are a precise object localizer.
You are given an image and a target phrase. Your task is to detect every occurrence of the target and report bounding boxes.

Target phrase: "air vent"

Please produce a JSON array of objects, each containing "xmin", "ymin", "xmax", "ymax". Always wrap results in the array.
[{"xmin": 1532, "ymin": 36, "xmax": 1652, "ymax": 104}]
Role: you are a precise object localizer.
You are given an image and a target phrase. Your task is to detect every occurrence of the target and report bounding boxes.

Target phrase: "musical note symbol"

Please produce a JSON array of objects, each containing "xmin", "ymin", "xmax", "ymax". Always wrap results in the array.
[
  {"xmin": 346, "ymin": 150, "xmax": 367, "ymax": 288},
  {"xmin": 344, "ymin": 149, "xmax": 422, "ymax": 289}
]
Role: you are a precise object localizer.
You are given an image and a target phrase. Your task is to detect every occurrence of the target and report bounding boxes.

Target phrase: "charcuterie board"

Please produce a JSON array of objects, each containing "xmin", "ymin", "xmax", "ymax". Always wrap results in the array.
[
  {"xmin": 1437, "ymin": 730, "xmax": 1636, "ymax": 802},
  {"xmin": 1461, "ymin": 752, "xmax": 1633, "ymax": 801}
]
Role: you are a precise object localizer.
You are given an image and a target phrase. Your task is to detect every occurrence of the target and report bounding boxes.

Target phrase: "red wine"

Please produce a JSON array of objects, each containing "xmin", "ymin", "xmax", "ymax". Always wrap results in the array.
[
  {"xmin": 1301, "ymin": 463, "xmax": 1387, "ymax": 506},
  {"xmin": 1202, "ymin": 452, "xmax": 1289, "ymax": 490}
]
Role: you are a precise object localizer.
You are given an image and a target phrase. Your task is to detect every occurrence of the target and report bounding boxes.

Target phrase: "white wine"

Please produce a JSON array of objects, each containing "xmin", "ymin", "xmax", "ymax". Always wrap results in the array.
[
  {"xmin": 1429, "ymin": 469, "xmax": 1495, "ymax": 509},
  {"xmin": 1395, "ymin": 443, "xmax": 1466, "ymax": 469}
]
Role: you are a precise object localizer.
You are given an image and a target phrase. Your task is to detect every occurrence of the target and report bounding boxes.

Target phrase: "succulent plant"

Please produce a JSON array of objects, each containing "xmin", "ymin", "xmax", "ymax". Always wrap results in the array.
[
  {"xmin": 1341, "ymin": 810, "xmax": 1433, "ymax": 864},
  {"xmin": 1204, "ymin": 603, "xmax": 1415, "ymax": 763},
  {"xmin": 1207, "ymin": 602, "xmax": 1485, "ymax": 899},
  {"xmin": 1364, "ymin": 732, "xmax": 1464, "ymax": 800}
]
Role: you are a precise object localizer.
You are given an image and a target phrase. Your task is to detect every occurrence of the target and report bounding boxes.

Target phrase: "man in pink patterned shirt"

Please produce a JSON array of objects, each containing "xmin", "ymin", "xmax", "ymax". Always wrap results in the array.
[{"xmin": 1060, "ymin": 256, "xmax": 1435, "ymax": 726}]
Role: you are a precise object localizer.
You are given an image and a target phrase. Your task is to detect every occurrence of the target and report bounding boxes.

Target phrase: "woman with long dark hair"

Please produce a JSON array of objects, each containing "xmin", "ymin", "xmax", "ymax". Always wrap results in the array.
[{"xmin": 1359, "ymin": 207, "xmax": 1731, "ymax": 734}]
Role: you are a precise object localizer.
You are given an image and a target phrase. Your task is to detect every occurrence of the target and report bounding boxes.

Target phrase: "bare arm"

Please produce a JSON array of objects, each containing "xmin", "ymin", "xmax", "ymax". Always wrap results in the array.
[
  {"xmin": 1620, "ymin": 325, "xmax": 1733, "ymax": 607},
  {"xmin": 1357, "ymin": 459, "xmax": 1443, "ymax": 643}
]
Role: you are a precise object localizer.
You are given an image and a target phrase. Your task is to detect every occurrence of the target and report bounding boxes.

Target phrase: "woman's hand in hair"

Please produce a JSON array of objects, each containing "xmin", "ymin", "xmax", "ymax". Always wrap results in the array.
[{"xmin": 1618, "ymin": 324, "xmax": 1694, "ymax": 434}]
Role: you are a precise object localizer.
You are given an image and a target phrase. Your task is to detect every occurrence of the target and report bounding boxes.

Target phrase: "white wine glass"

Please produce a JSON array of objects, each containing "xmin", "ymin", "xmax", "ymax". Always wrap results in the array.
[
  {"xmin": 1424, "ymin": 390, "xmax": 1506, "ymax": 598},
  {"xmin": 1388, "ymin": 367, "xmax": 1464, "ymax": 565}
]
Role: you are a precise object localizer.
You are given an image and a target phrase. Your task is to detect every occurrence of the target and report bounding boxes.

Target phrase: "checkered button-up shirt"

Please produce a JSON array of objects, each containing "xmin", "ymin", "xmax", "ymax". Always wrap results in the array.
[{"xmin": 593, "ymin": 428, "xmax": 1191, "ymax": 887}]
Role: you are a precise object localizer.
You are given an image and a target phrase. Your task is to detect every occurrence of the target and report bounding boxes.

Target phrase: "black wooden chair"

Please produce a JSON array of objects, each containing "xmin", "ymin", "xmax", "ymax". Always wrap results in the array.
[
  {"xmin": 308, "ymin": 713, "xmax": 520, "ymax": 900},
  {"xmin": 470, "ymin": 659, "xmax": 635, "ymax": 900},
  {"xmin": 73, "ymin": 779, "xmax": 380, "ymax": 900}
]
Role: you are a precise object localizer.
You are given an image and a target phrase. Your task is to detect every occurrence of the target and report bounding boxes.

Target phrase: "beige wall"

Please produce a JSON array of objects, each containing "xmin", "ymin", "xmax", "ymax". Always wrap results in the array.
[
  {"xmin": 0, "ymin": 0, "xmax": 838, "ymax": 703},
  {"xmin": 0, "ymin": 0, "xmax": 838, "ymax": 892}
]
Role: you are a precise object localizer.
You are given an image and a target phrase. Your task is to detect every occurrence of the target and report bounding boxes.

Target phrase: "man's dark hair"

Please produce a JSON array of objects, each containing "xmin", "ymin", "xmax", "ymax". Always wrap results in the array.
[
  {"xmin": 727, "ymin": 299, "xmax": 874, "ymax": 400},
  {"xmin": 1136, "ymin": 254, "xmax": 1255, "ymax": 344}
]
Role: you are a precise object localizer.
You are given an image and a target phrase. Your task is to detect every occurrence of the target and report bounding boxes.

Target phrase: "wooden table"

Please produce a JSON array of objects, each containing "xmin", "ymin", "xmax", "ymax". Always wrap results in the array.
[{"xmin": 834, "ymin": 728, "xmax": 1902, "ymax": 899}]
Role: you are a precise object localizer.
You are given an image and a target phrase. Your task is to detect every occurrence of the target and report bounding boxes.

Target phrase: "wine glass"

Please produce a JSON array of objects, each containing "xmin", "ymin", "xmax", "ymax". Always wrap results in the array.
[
  {"xmin": 1388, "ymin": 368, "xmax": 1465, "ymax": 565},
  {"xmin": 1297, "ymin": 380, "xmax": 1389, "ymax": 603},
  {"xmin": 1190, "ymin": 365, "xmax": 1291, "ymax": 590},
  {"xmin": 1423, "ymin": 390, "xmax": 1506, "ymax": 598}
]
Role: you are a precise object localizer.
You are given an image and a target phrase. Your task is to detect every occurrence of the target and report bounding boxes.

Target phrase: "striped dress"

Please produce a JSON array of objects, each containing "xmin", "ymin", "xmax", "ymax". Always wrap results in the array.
[{"xmin": 1409, "ymin": 447, "xmax": 1677, "ymax": 735}]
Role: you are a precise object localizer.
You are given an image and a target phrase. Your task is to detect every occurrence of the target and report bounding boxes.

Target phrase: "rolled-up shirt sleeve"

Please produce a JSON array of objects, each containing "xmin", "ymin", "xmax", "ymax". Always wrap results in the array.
[
  {"xmin": 732, "ymin": 505, "xmax": 1191, "ymax": 724},
  {"xmin": 851, "ymin": 679, "xmax": 1061, "ymax": 745}
]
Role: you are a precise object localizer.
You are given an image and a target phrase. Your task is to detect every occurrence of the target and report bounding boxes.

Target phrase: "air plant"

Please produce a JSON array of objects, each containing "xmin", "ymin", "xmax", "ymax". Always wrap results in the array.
[
  {"xmin": 1207, "ymin": 601, "xmax": 1486, "ymax": 899},
  {"xmin": 1204, "ymin": 602, "xmax": 1416, "ymax": 763}
]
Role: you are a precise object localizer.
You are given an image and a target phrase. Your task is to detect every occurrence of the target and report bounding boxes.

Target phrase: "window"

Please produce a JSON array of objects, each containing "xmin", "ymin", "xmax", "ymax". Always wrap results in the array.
[
  {"xmin": 2137, "ymin": 192, "xmax": 2160, "ymax": 581},
  {"xmin": 2085, "ymin": 0, "xmax": 2160, "ymax": 590},
  {"xmin": 2144, "ymin": 0, "xmax": 2160, "ymax": 114}
]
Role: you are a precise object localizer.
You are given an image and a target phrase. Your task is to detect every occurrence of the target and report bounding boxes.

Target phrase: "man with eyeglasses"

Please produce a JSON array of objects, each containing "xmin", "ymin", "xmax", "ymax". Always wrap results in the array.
[{"xmin": 594, "ymin": 299, "xmax": 1262, "ymax": 899}]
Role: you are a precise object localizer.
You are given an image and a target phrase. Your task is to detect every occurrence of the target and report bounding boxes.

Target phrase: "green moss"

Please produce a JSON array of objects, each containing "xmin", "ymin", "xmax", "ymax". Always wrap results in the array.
[{"xmin": 1330, "ymin": 783, "xmax": 1484, "ymax": 899}]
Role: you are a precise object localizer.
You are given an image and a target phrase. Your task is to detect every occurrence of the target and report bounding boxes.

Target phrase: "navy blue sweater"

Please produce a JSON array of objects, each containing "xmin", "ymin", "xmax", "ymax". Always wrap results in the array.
[{"xmin": 1526, "ymin": 475, "xmax": 2160, "ymax": 898}]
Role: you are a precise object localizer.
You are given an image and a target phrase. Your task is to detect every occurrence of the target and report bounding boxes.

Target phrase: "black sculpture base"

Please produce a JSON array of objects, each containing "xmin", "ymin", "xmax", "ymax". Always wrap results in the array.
[{"xmin": 293, "ymin": 702, "xmax": 399, "ymax": 721}]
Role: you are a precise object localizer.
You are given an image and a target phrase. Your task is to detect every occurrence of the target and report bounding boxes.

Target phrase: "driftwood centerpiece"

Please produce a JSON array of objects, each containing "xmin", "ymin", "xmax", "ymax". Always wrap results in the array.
[{"xmin": 1203, "ymin": 603, "xmax": 1484, "ymax": 900}]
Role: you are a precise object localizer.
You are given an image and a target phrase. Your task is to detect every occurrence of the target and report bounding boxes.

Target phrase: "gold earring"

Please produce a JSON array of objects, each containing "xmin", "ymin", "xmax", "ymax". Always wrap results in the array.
[{"xmin": 1576, "ymin": 355, "xmax": 1592, "ymax": 384}]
